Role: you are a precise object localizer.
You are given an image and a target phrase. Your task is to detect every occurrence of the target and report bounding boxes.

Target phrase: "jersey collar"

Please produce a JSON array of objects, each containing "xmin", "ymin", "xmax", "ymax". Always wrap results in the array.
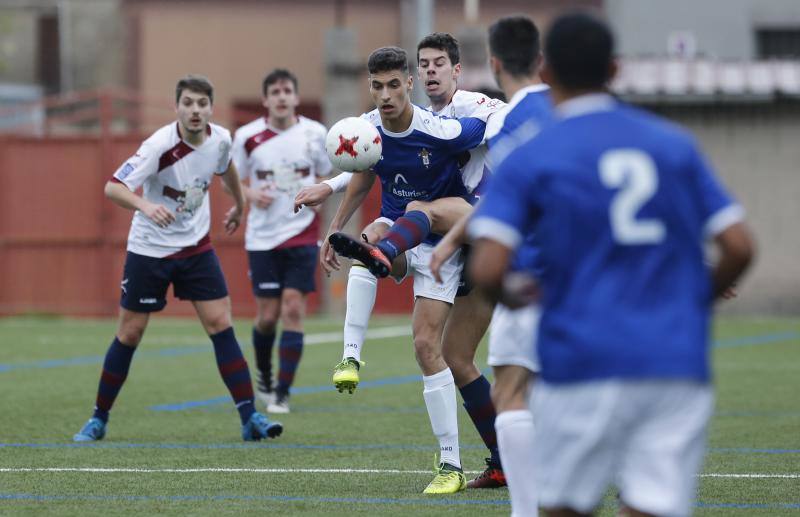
[
  {"xmin": 556, "ymin": 93, "xmax": 616, "ymax": 119},
  {"xmin": 507, "ymin": 84, "xmax": 550, "ymax": 110}
]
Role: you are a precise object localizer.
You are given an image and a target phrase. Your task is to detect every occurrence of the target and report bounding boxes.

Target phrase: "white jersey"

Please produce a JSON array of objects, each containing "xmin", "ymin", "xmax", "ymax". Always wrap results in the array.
[
  {"xmin": 112, "ymin": 122, "xmax": 231, "ymax": 258},
  {"xmin": 232, "ymin": 116, "xmax": 331, "ymax": 250},
  {"xmin": 431, "ymin": 89, "xmax": 505, "ymax": 194}
]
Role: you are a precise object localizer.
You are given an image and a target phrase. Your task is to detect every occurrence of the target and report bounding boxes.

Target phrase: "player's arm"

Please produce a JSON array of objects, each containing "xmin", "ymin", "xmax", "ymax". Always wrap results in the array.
[
  {"xmin": 104, "ymin": 180, "xmax": 175, "ymax": 228},
  {"xmin": 689, "ymin": 137, "xmax": 756, "ymax": 300},
  {"xmin": 320, "ymin": 171, "xmax": 376, "ymax": 274},
  {"xmin": 218, "ymin": 160, "xmax": 246, "ymax": 235},
  {"xmin": 430, "ymin": 209, "xmax": 471, "ymax": 283},
  {"xmin": 293, "ymin": 172, "xmax": 353, "ymax": 213},
  {"xmin": 441, "ymin": 116, "xmax": 487, "ymax": 154},
  {"xmin": 467, "ymin": 152, "xmax": 539, "ymax": 306},
  {"xmin": 711, "ymin": 222, "xmax": 754, "ymax": 299}
]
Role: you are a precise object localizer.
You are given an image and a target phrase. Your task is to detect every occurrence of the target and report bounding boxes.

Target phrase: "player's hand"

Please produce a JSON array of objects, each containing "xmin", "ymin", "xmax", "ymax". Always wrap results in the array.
[
  {"xmin": 500, "ymin": 271, "xmax": 540, "ymax": 309},
  {"xmin": 430, "ymin": 238, "xmax": 460, "ymax": 284},
  {"xmin": 142, "ymin": 202, "xmax": 176, "ymax": 228},
  {"xmin": 223, "ymin": 205, "xmax": 243, "ymax": 235},
  {"xmin": 721, "ymin": 284, "xmax": 739, "ymax": 300},
  {"xmin": 294, "ymin": 183, "xmax": 333, "ymax": 213},
  {"xmin": 248, "ymin": 186, "xmax": 276, "ymax": 210},
  {"xmin": 319, "ymin": 237, "xmax": 341, "ymax": 275}
]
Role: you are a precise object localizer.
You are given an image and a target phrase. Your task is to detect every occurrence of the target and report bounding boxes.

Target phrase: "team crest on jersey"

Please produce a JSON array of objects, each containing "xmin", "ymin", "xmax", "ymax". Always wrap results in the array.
[
  {"xmin": 162, "ymin": 178, "xmax": 210, "ymax": 217},
  {"xmin": 418, "ymin": 148, "xmax": 432, "ymax": 168}
]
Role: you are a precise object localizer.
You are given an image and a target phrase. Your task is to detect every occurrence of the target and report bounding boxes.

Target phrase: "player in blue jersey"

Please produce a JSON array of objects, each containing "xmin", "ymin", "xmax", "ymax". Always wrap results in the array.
[
  {"xmin": 432, "ymin": 15, "xmax": 552, "ymax": 516},
  {"xmin": 296, "ymin": 34, "xmax": 508, "ymax": 489},
  {"xmin": 323, "ymin": 46, "xmax": 487, "ymax": 494},
  {"xmin": 468, "ymin": 13, "xmax": 755, "ymax": 517}
]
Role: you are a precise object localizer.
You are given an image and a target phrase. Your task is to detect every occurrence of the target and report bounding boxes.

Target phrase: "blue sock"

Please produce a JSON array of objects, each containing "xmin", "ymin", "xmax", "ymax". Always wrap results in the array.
[
  {"xmin": 276, "ymin": 330, "xmax": 304, "ymax": 395},
  {"xmin": 93, "ymin": 337, "xmax": 137, "ymax": 423},
  {"xmin": 460, "ymin": 375, "xmax": 501, "ymax": 466},
  {"xmin": 211, "ymin": 327, "xmax": 255, "ymax": 425},
  {"xmin": 252, "ymin": 327, "xmax": 275, "ymax": 391},
  {"xmin": 376, "ymin": 210, "xmax": 431, "ymax": 261}
]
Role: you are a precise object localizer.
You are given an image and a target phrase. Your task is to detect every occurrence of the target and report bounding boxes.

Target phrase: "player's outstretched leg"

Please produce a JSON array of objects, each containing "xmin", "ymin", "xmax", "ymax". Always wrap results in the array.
[{"xmin": 329, "ymin": 233, "xmax": 391, "ymax": 278}]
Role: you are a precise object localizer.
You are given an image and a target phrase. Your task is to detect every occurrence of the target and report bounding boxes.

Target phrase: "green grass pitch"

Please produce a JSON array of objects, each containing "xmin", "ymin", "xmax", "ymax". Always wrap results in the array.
[{"xmin": 0, "ymin": 314, "xmax": 798, "ymax": 515}]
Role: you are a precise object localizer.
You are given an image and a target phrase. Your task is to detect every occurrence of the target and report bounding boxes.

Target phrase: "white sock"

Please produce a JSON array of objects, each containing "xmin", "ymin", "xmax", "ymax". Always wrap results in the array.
[
  {"xmin": 342, "ymin": 265, "xmax": 377, "ymax": 362},
  {"xmin": 496, "ymin": 410, "xmax": 537, "ymax": 517},
  {"xmin": 423, "ymin": 368, "xmax": 460, "ymax": 468}
]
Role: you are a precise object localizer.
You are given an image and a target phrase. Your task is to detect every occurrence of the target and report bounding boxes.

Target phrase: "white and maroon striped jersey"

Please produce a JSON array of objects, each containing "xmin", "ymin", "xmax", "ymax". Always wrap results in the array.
[
  {"xmin": 232, "ymin": 116, "xmax": 331, "ymax": 251},
  {"xmin": 111, "ymin": 122, "xmax": 232, "ymax": 258},
  {"xmin": 433, "ymin": 89, "xmax": 505, "ymax": 195}
]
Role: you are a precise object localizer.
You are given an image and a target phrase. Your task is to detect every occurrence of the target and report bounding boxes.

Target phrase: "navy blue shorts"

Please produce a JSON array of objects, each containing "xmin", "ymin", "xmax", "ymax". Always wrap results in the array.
[
  {"xmin": 120, "ymin": 250, "xmax": 229, "ymax": 312},
  {"xmin": 248, "ymin": 245, "xmax": 318, "ymax": 298}
]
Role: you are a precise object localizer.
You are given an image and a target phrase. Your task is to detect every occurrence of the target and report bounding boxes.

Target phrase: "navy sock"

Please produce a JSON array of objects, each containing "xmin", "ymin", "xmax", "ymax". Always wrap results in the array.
[
  {"xmin": 93, "ymin": 337, "xmax": 137, "ymax": 423},
  {"xmin": 459, "ymin": 375, "xmax": 501, "ymax": 466},
  {"xmin": 252, "ymin": 327, "xmax": 275, "ymax": 392},
  {"xmin": 211, "ymin": 327, "xmax": 255, "ymax": 425},
  {"xmin": 376, "ymin": 210, "xmax": 431, "ymax": 262},
  {"xmin": 276, "ymin": 330, "xmax": 304, "ymax": 395}
]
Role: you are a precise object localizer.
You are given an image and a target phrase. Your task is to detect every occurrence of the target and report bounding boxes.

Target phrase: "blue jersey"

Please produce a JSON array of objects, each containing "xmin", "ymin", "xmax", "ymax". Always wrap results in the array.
[
  {"xmin": 471, "ymin": 94, "xmax": 743, "ymax": 384},
  {"xmin": 484, "ymin": 85, "xmax": 553, "ymax": 275},
  {"xmin": 363, "ymin": 105, "xmax": 485, "ymax": 228}
]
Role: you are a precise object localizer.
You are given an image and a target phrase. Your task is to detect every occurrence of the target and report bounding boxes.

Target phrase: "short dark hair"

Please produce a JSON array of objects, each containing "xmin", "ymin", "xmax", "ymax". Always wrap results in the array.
[
  {"xmin": 417, "ymin": 32, "xmax": 460, "ymax": 65},
  {"xmin": 175, "ymin": 75, "xmax": 214, "ymax": 104},
  {"xmin": 488, "ymin": 16, "xmax": 540, "ymax": 78},
  {"xmin": 367, "ymin": 47, "xmax": 410, "ymax": 75},
  {"xmin": 262, "ymin": 68, "xmax": 298, "ymax": 96},
  {"xmin": 545, "ymin": 12, "xmax": 614, "ymax": 90}
]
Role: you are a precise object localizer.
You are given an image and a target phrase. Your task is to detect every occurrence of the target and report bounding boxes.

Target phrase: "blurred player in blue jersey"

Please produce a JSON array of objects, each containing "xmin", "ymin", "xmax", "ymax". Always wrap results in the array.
[
  {"xmin": 431, "ymin": 15, "xmax": 553, "ymax": 516},
  {"xmin": 469, "ymin": 13, "xmax": 754, "ymax": 517},
  {"xmin": 321, "ymin": 46, "xmax": 488, "ymax": 494}
]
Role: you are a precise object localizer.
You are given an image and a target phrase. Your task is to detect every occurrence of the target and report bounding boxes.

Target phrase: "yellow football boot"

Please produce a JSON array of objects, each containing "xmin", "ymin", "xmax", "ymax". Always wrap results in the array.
[
  {"xmin": 423, "ymin": 460, "xmax": 467, "ymax": 494},
  {"xmin": 332, "ymin": 357, "xmax": 363, "ymax": 394}
]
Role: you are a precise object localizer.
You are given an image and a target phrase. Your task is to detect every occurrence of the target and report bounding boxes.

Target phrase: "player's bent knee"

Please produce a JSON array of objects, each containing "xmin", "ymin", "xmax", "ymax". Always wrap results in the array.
[{"xmin": 117, "ymin": 328, "xmax": 144, "ymax": 347}]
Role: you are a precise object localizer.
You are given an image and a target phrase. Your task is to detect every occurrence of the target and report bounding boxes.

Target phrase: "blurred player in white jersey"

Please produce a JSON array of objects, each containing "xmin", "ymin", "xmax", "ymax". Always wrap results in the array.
[
  {"xmin": 73, "ymin": 75, "xmax": 282, "ymax": 443},
  {"xmin": 232, "ymin": 69, "xmax": 331, "ymax": 414},
  {"xmin": 470, "ymin": 13, "xmax": 755, "ymax": 516},
  {"xmin": 294, "ymin": 34, "xmax": 508, "ymax": 488}
]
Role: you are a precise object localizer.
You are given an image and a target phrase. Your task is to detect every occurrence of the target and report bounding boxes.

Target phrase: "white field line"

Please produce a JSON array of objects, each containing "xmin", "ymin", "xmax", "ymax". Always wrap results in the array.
[
  {"xmin": 0, "ymin": 467, "xmax": 798, "ymax": 479},
  {"xmin": 33, "ymin": 325, "xmax": 412, "ymax": 346}
]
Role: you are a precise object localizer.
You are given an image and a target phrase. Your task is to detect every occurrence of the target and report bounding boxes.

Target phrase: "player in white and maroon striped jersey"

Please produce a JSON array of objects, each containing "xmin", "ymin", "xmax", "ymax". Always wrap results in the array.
[
  {"xmin": 73, "ymin": 75, "xmax": 282, "ymax": 444},
  {"xmin": 231, "ymin": 69, "xmax": 331, "ymax": 414}
]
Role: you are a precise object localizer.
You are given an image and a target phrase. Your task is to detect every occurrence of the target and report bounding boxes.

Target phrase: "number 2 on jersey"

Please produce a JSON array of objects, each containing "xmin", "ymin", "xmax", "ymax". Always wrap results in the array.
[{"xmin": 599, "ymin": 149, "xmax": 666, "ymax": 245}]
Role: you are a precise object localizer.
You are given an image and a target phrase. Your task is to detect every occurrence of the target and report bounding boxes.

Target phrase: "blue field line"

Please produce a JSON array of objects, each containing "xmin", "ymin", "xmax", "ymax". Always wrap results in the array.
[
  {"xmin": 2, "ymin": 442, "xmax": 798, "ymax": 454},
  {"xmin": 713, "ymin": 331, "xmax": 798, "ymax": 349},
  {"xmin": 0, "ymin": 492, "xmax": 508, "ymax": 506},
  {"xmin": 1, "ymin": 329, "xmax": 797, "ymax": 374},
  {"xmin": 0, "ymin": 441, "xmax": 484, "ymax": 451},
  {"xmin": 709, "ymin": 447, "xmax": 800, "ymax": 455},
  {"xmin": 0, "ymin": 345, "xmax": 209, "ymax": 373},
  {"xmin": 149, "ymin": 374, "xmax": 423, "ymax": 411},
  {"xmin": 1, "ymin": 493, "xmax": 798, "ymax": 510}
]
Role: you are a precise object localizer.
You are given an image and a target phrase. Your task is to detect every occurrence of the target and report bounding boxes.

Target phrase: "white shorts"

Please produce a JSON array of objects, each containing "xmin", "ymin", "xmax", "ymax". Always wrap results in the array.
[
  {"xmin": 532, "ymin": 379, "xmax": 713, "ymax": 517},
  {"xmin": 396, "ymin": 243, "xmax": 462, "ymax": 304},
  {"xmin": 372, "ymin": 217, "xmax": 462, "ymax": 304},
  {"xmin": 487, "ymin": 303, "xmax": 540, "ymax": 372}
]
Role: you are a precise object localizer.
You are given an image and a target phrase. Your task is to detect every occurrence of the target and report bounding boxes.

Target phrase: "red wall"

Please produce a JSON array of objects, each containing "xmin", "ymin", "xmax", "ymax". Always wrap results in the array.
[{"xmin": 0, "ymin": 136, "xmax": 413, "ymax": 317}]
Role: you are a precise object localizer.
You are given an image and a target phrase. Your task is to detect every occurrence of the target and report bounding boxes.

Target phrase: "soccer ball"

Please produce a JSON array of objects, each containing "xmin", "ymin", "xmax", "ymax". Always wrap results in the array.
[{"xmin": 325, "ymin": 117, "xmax": 382, "ymax": 172}]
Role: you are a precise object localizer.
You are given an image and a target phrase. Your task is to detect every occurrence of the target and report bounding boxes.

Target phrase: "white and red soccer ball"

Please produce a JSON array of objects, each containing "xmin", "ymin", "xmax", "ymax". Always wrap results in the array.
[{"xmin": 325, "ymin": 117, "xmax": 382, "ymax": 172}]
